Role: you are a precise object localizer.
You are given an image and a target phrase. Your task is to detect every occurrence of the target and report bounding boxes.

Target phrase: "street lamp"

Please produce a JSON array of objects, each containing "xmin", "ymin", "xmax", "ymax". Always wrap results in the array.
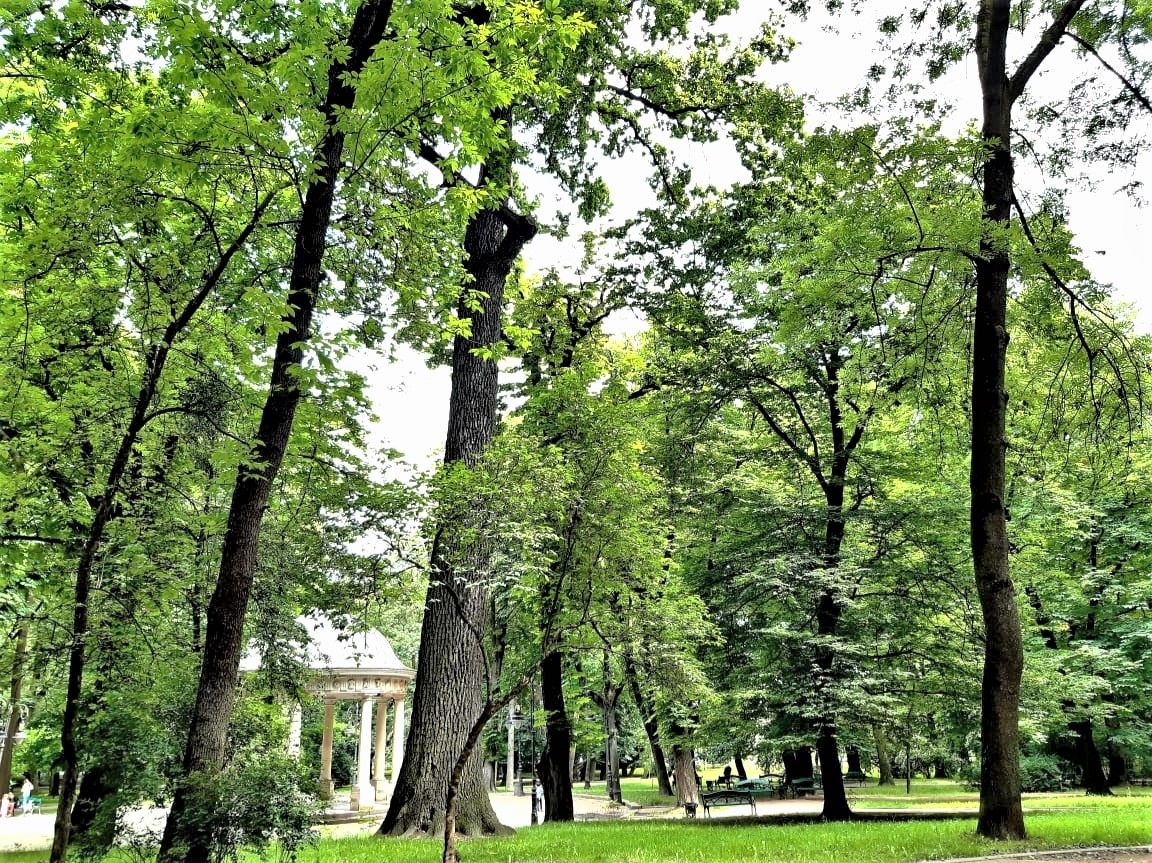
[
  {"xmin": 508, "ymin": 710, "xmax": 526, "ymax": 796},
  {"xmin": 528, "ymin": 707, "xmax": 538, "ymax": 826}
]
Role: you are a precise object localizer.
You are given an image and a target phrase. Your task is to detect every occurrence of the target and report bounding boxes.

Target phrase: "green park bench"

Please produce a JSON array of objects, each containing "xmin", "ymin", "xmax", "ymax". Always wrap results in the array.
[
  {"xmin": 701, "ymin": 789, "xmax": 757, "ymax": 817},
  {"xmin": 844, "ymin": 770, "xmax": 869, "ymax": 787}
]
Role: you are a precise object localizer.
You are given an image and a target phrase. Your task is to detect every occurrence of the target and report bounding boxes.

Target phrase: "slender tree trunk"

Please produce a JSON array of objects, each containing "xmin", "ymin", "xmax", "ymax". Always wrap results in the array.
[
  {"xmin": 539, "ymin": 650, "xmax": 574, "ymax": 821},
  {"xmin": 873, "ymin": 725, "xmax": 895, "ymax": 786},
  {"xmin": 972, "ymin": 0, "xmax": 1025, "ymax": 840},
  {"xmin": 0, "ymin": 625, "xmax": 27, "ymax": 793},
  {"xmin": 603, "ymin": 683, "xmax": 622, "ymax": 804},
  {"xmin": 583, "ymin": 751, "xmax": 593, "ymax": 789},
  {"xmin": 1071, "ymin": 720, "xmax": 1112, "ymax": 795},
  {"xmin": 380, "ymin": 117, "xmax": 535, "ymax": 837},
  {"xmin": 623, "ymin": 655, "xmax": 673, "ymax": 796},
  {"xmin": 733, "ymin": 753, "xmax": 748, "ymax": 781},
  {"xmin": 50, "ymin": 186, "xmax": 273, "ymax": 863},
  {"xmin": 157, "ymin": 6, "xmax": 394, "ymax": 861}
]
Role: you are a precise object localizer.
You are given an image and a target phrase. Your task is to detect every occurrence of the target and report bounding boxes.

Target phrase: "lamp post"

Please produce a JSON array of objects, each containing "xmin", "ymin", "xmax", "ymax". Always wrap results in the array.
[
  {"xmin": 529, "ymin": 707, "xmax": 538, "ymax": 826},
  {"xmin": 508, "ymin": 710, "xmax": 526, "ymax": 796}
]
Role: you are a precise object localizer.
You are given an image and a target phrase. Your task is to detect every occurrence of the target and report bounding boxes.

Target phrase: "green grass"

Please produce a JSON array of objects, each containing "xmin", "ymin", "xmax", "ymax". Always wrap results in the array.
[
  {"xmin": 854, "ymin": 788, "xmax": 1152, "ymax": 811},
  {"xmin": 5, "ymin": 808, "xmax": 1148, "ymax": 863},
  {"xmin": 575, "ymin": 777, "xmax": 677, "ymax": 807},
  {"xmin": 307, "ymin": 810, "xmax": 1152, "ymax": 863}
]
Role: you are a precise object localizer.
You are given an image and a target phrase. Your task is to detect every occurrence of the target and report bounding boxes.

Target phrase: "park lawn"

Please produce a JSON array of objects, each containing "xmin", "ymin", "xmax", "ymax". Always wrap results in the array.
[
  {"xmin": 853, "ymin": 789, "xmax": 1152, "ymax": 811},
  {"xmin": 575, "ymin": 777, "xmax": 677, "ymax": 807},
  {"xmin": 4, "ymin": 808, "xmax": 1149, "ymax": 863},
  {"xmin": 305, "ymin": 809, "xmax": 1152, "ymax": 863}
]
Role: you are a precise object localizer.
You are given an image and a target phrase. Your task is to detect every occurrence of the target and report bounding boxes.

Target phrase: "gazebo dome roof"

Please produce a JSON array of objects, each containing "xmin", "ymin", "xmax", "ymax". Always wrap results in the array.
[
  {"xmin": 240, "ymin": 617, "xmax": 414, "ymax": 695},
  {"xmin": 302, "ymin": 616, "xmax": 410, "ymax": 674}
]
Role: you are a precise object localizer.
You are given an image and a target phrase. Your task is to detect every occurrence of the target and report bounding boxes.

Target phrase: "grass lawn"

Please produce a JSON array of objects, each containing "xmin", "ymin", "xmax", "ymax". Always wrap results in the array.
[
  {"xmin": 853, "ymin": 787, "xmax": 1152, "ymax": 811},
  {"xmin": 574, "ymin": 776, "xmax": 677, "ymax": 807},
  {"xmin": 4, "ymin": 808, "xmax": 1148, "ymax": 863}
]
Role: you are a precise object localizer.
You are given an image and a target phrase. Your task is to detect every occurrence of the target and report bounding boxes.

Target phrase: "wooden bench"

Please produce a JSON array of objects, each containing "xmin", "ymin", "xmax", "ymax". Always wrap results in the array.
[
  {"xmin": 844, "ymin": 771, "xmax": 868, "ymax": 787},
  {"xmin": 702, "ymin": 789, "xmax": 757, "ymax": 817}
]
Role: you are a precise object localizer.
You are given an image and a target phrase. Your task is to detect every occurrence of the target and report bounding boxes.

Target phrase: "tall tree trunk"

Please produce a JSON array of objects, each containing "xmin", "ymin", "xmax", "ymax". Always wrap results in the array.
[
  {"xmin": 623, "ymin": 655, "xmax": 673, "ymax": 796},
  {"xmin": 846, "ymin": 747, "xmax": 862, "ymax": 774},
  {"xmin": 971, "ymin": 0, "xmax": 1086, "ymax": 839},
  {"xmin": 603, "ymin": 679, "xmax": 622, "ymax": 804},
  {"xmin": 1071, "ymin": 720, "xmax": 1112, "ymax": 796},
  {"xmin": 0, "ymin": 624, "xmax": 27, "ymax": 793},
  {"xmin": 671, "ymin": 743, "xmax": 699, "ymax": 807},
  {"xmin": 583, "ymin": 751, "xmax": 593, "ymax": 789},
  {"xmin": 972, "ymin": 0, "xmax": 1025, "ymax": 840},
  {"xmin": 539, "ymin": 650, "xmax": 574, "ymax": 821},
  {"xmin": 873, "ymin": 725, "xmax": 894, "ymax": 785},
  {"xmin": 379, "ymin": 121, "xmax": 535, "ymax": 838},
  {"xmin": 816, "ymin": 420, "xmax": 850, "ymax": 820},
  {"xmin": 157, "ymin": 6, "xmax": 394, "ymax": 861},
  {"xmin": 733, "ymin": 753, "xmax": 748, "ymax": 781}
]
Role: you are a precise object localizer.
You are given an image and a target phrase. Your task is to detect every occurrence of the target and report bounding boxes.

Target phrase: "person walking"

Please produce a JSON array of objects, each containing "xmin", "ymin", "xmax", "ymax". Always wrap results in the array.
[{"xmin": 20, "ymin": 775, "xmax": 33, "ymax": 812}]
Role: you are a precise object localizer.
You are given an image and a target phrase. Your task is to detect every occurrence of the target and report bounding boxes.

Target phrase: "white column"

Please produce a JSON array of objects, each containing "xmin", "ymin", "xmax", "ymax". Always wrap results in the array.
[
  {"xmin": 318, "ymin": 699, "xmax": 335, "ymax": 800},
  {"xmin": 373, "ymin": 696, "xmax": 389, "ymax": 796},
  {"xmin": 287, "ymin": 702, "xmax": 302, "ymax": 760},
  {"xmin": 390, "ymin": 697, "xmax": 406, "ymax": 783},
  {"xmin": 506, "ymin": 699, "xmax": 516, "ymax": 789},
  {"xmin": 350, "ymin": 697, "xmax": 375, "ymax": 810}
]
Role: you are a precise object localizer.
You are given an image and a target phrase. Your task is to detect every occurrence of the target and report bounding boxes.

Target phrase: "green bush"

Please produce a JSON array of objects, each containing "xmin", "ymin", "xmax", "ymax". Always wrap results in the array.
[
  {"xmin": 958, "ymin": 755, "xmax": 1079, "ymax": 793},
  {"xmin": 172, "ymin": 751, "xmax": 320, "ymax": 863}
]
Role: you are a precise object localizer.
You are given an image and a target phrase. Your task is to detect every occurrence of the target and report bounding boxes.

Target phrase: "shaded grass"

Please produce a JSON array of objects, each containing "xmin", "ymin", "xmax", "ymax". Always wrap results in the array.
[{"xmin": 854, "ymin": 791, "xmax": 1152, "ymax": 811}]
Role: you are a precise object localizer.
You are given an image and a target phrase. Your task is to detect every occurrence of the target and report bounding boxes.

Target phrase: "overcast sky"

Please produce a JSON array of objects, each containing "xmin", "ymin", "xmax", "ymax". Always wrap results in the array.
[{"xmin": 359, "ymin": 4, "xmax": 1152, "ymax": 470}]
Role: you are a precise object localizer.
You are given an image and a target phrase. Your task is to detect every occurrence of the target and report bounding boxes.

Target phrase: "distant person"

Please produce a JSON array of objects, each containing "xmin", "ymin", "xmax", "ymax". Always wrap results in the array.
[
  {"xmin": 531, "ymin": 777, "xmax": 543, "ymax": 824},
  {"xmin": 20, "ymin": 775, "xmax": 33, "ymax": 810},
  {"xmin": 1, "ymin": 792, "xmax": 12, "ymax": 817}
]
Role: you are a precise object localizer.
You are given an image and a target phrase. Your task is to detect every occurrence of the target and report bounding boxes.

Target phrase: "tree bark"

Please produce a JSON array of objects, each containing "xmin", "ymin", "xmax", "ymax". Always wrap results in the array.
[
  {"xmin": 972, "ymin": 0, "xmax": 1025, "ymax": 840},
  {"xmin": 379, "ymin": 115, "xmax": 535, "ymax": 837},
  {"xmin": 733, "ymin": 753, "xmax": 748, "ymax": 781},
  {"xmin": 0, "ymin": 624, "xmax": 27, "ymax": 793},
  {"xmin": 1071, "ymin": 720, "xmax": 1112, "ymax": 795},
  {"xmin": 157, "ymin": 5, "xmax": 394, "ymax": 861},
  {"xmin": 671, "ymin": 743, "xmax": 699, "ymax": 806},
  {"xmin": 583, "ymin": 751, "xmax": 593, "ymax": 789},
  {"xmin": 623, "ymin": 654, "xmax": 673, "ymax": 796},
  {"xmin": 539, "ymin": 650, "xmax": 574, "ymax": 821},
  {"xmin": 602, "ymin": 677, "xmax": 622, "ymax": 804},
  {"xmin": 1106, "ymin": 744, "xmax": 1127, "ymax": 786},
  {"xmin": 873, "ymin": 725, "xmax": 894, "ymax": 785}
]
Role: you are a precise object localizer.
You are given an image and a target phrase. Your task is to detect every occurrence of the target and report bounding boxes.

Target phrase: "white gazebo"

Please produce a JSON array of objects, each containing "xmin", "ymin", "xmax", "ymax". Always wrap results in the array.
[{"xmin": 242, "ymin": 617, "xmax": 415, "ymax": 811}]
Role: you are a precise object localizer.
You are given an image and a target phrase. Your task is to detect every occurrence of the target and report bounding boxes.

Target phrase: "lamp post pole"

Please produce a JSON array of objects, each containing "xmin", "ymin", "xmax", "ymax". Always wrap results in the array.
[{"xmin": 529, "ymin": 693, "xmax": 539, "ymax": 825}]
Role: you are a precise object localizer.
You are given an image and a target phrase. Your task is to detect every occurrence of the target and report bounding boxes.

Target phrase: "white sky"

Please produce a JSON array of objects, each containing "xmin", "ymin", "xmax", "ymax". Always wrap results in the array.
[{"xmin": 361, "ymin": 4, "xmax": 1152, "ymax": 470}]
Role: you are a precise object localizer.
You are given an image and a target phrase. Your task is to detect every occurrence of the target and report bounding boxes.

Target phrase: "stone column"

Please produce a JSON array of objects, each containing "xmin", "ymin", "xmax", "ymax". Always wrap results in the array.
[
  {"xmin": 318, "ymin": 699, "xmax": 335, "ymax": 800},
  {"xmin": 350, "ymin": 696, "xmax": 375, "ymax": 811},
  {"xmin": 287, "ymin": 702, "xmax": 302, "ymax": 760},
  {"xmin": 373, "ymin": 696, "xmax": 389, "ymax": 796},
  {"xmin": 390, "ymin": 697, "xmax": 406, "ymax": 781}
]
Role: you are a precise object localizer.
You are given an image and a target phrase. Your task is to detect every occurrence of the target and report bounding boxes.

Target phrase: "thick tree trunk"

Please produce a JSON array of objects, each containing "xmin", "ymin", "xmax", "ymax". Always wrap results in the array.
[
  {"xmin": 157, "ymin": 6, "xmax": 394, "ymax": 861},
  {"xmin": 68, "ymin": 767, "xmax": 113, "ymax": 846},
  {"xmin": 380, "ymin": 122, "xmax": 535, "ymax": 837},
  {"xmin": 972, "ymin": 0, "xmax": 1025, "ymax": 840},
  {"xmin": 539, "ymin": 650, "xmax": 574, "ymax": 821},
  {"xmin": 1071, "ymin": 720, "xmax": 1112, "ymax": 795},
  {"xmin": 624, "ymin": 655, "xmax": 673, "ymax": 796},
  {"xmin": 873, "ymin": 725, "xmax": 895, "ymax": 785},
  {"xmin": 0, "ymin": 625, "xmax": 27, "ymax": 793},
  {"xmin": 1107, "ymin": 744, "xmax": 1127, "ymax": 786},
  {"xmin": 671, "ymin": 743, "xmax": 699, "ymax": 806},
  {"xmin": 846, "ymin": 747, "xmax": 862, "ymax": 775},
  {"xmin": 733, "ymin": 753, "xmax": 748, "ymax": 781}
]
